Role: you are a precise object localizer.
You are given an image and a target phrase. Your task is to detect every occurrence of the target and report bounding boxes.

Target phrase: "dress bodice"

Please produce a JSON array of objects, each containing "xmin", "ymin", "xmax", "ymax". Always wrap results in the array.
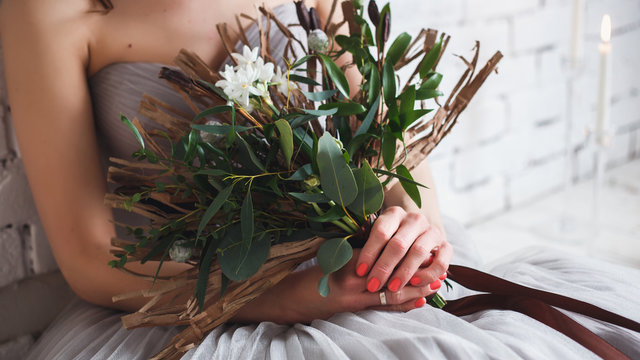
[
  {"xmin": 89, "ymin": 3, "xmax": 303, "ymax": 164},
  {"xmin": 88, "ymin": 3, "xmax": 304, "ymax": 238}
]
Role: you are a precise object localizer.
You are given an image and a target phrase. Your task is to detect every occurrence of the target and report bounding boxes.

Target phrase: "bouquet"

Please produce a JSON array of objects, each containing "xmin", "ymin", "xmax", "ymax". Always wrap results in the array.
[{"xmin": 105, "ymin": 1, "xmax": 502, "ymax": 358}]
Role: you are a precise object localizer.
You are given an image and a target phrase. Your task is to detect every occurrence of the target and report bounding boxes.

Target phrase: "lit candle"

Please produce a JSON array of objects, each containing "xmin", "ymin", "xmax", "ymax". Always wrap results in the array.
[
  {"xmin": 570, "ymin": 0, "xmax": 584, "ymax": 67},
  {"xmin": 596, "ymin": 14, "xmax": 612, "ymax": 146}
]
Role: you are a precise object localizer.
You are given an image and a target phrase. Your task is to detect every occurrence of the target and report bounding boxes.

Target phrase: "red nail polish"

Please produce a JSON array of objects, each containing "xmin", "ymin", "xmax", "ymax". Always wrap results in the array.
[
  {"xmin": 414, "ymin": 297, "xmax": 426, "ymax": 308},
  {"xmin": 367, "ymin": 277, "xmax": 380, "ymax": 292},
  {"xmin": 388, "ymin": 278, "xmax": 402, "ymax": 292},
  {"xmin": 409, "ymin": 276, "xmax": 421, "ymax": 286},
  {"xmin": 356, "ymin": 263, "xmax": 369, "ymax": 277},
  {"xmin": 429, "ymin": 280, "xmax": 441, "ymax": 290},
  {"xmin": 439, "ymin": 273, "xmax": 447, "ymax": 280}
]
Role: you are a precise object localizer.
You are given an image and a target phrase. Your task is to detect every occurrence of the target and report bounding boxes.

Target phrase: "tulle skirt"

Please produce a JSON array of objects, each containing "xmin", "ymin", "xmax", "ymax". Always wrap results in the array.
[{"xmin": 26, "ymin": 217, "xmax": 640, "ymax": 359}]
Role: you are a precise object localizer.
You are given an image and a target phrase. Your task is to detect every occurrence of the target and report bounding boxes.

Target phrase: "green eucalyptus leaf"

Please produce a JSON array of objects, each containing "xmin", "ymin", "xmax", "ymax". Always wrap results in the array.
[
  {"xmin": 184, "ymin": 130, "xmax": 198, "ymax": 163},
  {"xmin": 274, "ymin": 119, "xmax": 294, "ymax": 168},
  {"xmin": 396, "ymin": 165, "xmax": 422, "ymax": 208},
  {"xmin": 288, "ymin": 114, "xmax": 317, "ymax": 129},
  {"xmin": 372, "ymin": 168, "xmax": 428, "ymax": 188},
  {"xmin": 400, "ymin": 85, "xmax": 416, "ymax": 116},
  {"xmin": 288, "ymin": 192, "xmax": 331, "ymax": 203},
  {"xmin": 382, "ymin": 131, "xmax": 397, "ymax": 170},
  {"xmin": 348, "ymin": 160, "xmax": 384, "ymax": 218},
  {"xmin": 217, "ymin": 225, "xmax": 270, "ymax": 282},
  {"xmin": 302, "ymin": 107, "xmax": 338, "ymax": 116},
  {"xmin": 288, "ymin": 74, "xmax": 321, "ymax": 86},
  {"xmin": 401, "ymin": 109, "xmax": 433, "ymax": 130},
  {"xmin": 367, "ymin": 65, "xmax": 381, "ymax": 104},
  {"xmin": 382, "ymin": 61, "xmax": 396, "ymax": 105},
  {"xmin": 319, "ymin": 54, "xmax": 350, "ymax": 98},
  {"xmin": 241, "ymin": 189, "xmax": 254, "ymax": 248},
  {"xmin": 196, "ymin": 184, "xmax": 234, "ymax": 243},
  {"xmin": 300, "ymin": 89, "xmax": 338, "ymax": 102},
  {"xmin": 416, "ymin": 87, "xmax": 444, "ymax": 100},
  {"xmin": 421, "ymin": 72, "xmax": 443, "ymax": 90},
  {"xmin": 286, "ymin": 164, "xmax": 313, "ymax": 180},
  {"xmin": 346, "ymin": 133, "xmax": 377, "ymax": 156},
  {"xmin": 316, "ymin": 133, "xmax": 358, "ymax": 207},
  {"xmin": 419, "ymin": 39, "xmax": 442, "ymax": 79},
  {"xmin": 193, "ymin": 105, "xmax": 233, "ymax": 122},
  {"xmin": 317, "ymin": 237, "xmax": 353, "ymax": 275},
  {"xmin": 355, "ymin": 95, "xmax": 381, "ymax": 138},
  {"xmin": 386, "ymin": 32, "xmax": 412, "ymax": 66},
  {"xmin": 319, "ymin": 102, "xmax": 367, "ymax": 116},
  {"xmin": 120, "ymin": 114, "xmax": 144, "ymax": 150},
  {"xmin": 318, "ymin": 274, "xmax": 330, "ymax": 297},
  {"xmin": 235, "ymin": 134, "xmax": 266, "ymax": 172},
  {"xmin": 292, "ymin": 55, "xmax": 313, "ymax": 68},
  {"xmin": 195, "ymin": 238, "xmax": 218, "ymax": 311}
]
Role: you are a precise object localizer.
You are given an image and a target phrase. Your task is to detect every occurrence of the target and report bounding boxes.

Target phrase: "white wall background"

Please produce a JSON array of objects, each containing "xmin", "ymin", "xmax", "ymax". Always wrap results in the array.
[
  {"xmin": 0, "ymin": 0, "xmax": 639, "ymax": 357},
  {"xmin": 390, "ymin": 0, "xmax": 640, "ymax": 225}
]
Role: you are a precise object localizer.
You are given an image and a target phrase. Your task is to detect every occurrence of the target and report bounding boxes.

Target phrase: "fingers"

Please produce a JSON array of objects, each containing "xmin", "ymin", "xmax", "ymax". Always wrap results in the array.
[
  {"xmin": 384, "ymin": 226, "xmax": 437, "ymax": 293},
  {"xmin": 362, "ymin": 281, "xmax": 437, "ymax": 309},
  {"xmin": 355, "ymin": 206, "xmax": 404, "ymax": 278},
  {"xmin": 408, "ymin": 237, "xmax": 453, "ymax": 287},
  {"xmin": 361, "ymin": 210, "xmax": 431, "ymax": 293},
  {"xmin": 367, "ymin": 295, "xmax": 430, "ymax": 312}
]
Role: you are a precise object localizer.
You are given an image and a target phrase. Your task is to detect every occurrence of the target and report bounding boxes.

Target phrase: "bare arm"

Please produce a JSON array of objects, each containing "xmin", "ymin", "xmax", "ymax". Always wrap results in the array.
[{"xmin": 0, "ymin": 0, "xmax": 188, "ymax": 312}]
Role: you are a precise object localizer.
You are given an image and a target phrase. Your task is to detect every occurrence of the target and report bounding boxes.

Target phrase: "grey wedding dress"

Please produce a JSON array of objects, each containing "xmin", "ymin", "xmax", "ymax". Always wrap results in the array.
[{"xmin": 25, "ymin": 3, "xmax": 640, "ymax": 359}]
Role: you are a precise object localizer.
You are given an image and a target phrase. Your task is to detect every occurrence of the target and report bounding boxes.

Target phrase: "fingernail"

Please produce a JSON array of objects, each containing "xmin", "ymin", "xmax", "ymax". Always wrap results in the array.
[
  {"xmin": 439, "ymin": 273, "xmax": 447, "ymax": 280},
  {"xmin": 409, "ymin": 276, "xmax": 422, "ymax": 286},
  {"xmin": 356, "ymin": 263, "xmax": 369, "ymax": 277},
  {"xmin": 414, "ymin": 297, "xmax": 426, "ymax": 308},
  {"xmin": 429, "ymin": 280, "xmax": 441, "ymax": 290},
  {"xmin": 367, "ymin": 277, "xmax": 380, "ymax": 292},
  {"xmin": 388, "ymin": 278, "xmax": 402, "ymax": 292}
]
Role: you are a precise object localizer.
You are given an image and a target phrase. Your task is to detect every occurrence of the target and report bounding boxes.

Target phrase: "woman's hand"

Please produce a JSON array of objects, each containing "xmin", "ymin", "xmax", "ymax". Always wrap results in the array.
[
  {"xmin": 231, "ymin": 249, "xmax": 434, "ymax": 325},
  {"xmin": 355, "ymin": 206, "xmax": 452, "ymax": 295}
]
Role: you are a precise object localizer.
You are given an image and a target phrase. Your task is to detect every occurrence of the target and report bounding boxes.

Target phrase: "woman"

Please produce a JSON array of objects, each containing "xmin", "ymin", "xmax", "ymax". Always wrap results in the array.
[{"xmin": 2, "ymin": 0, "xmax": 639, "ymax": 359}]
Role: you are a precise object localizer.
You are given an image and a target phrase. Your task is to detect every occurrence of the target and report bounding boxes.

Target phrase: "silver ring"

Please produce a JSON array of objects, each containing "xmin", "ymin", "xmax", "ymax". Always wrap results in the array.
[{"xmin": 379, "ymin": 291, "xmax": 387, "ymax": 305}]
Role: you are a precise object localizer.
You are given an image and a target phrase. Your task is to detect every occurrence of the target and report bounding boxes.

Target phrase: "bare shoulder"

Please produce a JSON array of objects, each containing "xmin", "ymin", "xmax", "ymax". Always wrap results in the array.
[{"xmin": 0, "ymin": 0, "xmax": 96, "ymax": 66}]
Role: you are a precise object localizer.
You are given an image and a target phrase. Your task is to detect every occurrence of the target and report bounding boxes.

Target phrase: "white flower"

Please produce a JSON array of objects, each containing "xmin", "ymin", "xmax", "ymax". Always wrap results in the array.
[
  {"xmin": 254, "ymin": 57, "xmax": 275, "ymax": 83},
  {"xmin": 272, "ymin": 67, "xmax": 298, "ymax": 95},
  {"xmin": 232, "ymin": 45, "xmax": 259, "ymax": 67},
  {"xmin": 169, "ymin": 240, "xmax": 192, "ymax": 263},
  {"xmin": 215, "ymin": 64, "xmax": 261, "ymax": 110}
]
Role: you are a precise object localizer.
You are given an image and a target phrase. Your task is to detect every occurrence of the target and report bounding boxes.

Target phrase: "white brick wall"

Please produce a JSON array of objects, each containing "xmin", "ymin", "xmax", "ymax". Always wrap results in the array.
[{"xmin": 391, "ymin": 0, "xmax": 640, "ymax": 225}]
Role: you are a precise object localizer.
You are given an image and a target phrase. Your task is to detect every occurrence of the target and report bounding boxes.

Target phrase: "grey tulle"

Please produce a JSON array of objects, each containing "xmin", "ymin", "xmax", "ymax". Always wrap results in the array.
[{"xmin": 26, "ymin": 3, "xmax": 640, "ymax": 359}]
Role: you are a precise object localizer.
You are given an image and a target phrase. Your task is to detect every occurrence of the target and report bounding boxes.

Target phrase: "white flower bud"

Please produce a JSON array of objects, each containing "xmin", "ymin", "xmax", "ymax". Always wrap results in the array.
[
  {"xmin": 308, "ymin": 29, "xmax": 329, "ymax": 53},
  {"xmin": 199, "ymin": 119, "xmax": 224, "ymax": 144},
  {"xmin": 169, "ymin": 240, "xmax": 192, "ymax": 263}
]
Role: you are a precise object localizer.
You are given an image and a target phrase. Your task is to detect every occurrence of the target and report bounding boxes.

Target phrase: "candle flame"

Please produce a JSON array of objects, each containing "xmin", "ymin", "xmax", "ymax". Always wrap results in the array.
[{"xmin": 601, "ymin": 14, "xmax": 611, "ymax": 42}]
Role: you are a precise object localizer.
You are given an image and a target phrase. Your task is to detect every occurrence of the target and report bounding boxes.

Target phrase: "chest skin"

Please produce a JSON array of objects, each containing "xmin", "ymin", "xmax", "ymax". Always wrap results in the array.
[{"xmin": 86, "ymin": 0, "xmax": 302, "ymax": 77}]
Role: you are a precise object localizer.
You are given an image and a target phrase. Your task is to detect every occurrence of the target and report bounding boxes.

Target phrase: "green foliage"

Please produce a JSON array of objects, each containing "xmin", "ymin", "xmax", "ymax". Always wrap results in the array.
[
  {"xmin": 111, "ymin": 0, "xmax": 459, "ymax": 309},
  {"xmin": 316, "ymin": 237, "xmax": 353, "ymax": 297},
  {"xmin": 217, "ymin": 225, "xmax": 271, "ymax": 282},
  {"xmin": 348, "ymin": 160, "xmax": 384, "ymax": 219},
  {"xmin": 319, "ymin": 54, "xmax": 350, "ymax": 98},
  {"xmin": 316, "ymin": 133, "xmax": 358, "ymax": 208},
  {"xmin": 396, "ymin": 165, "xmax": 422, "ymax": 208}
]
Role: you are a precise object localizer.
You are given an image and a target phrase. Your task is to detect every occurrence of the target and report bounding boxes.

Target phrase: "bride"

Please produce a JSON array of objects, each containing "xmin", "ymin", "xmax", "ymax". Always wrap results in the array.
[{"xmin": 1, "ymin": 0, "xmax": 639, "ymax": 359}]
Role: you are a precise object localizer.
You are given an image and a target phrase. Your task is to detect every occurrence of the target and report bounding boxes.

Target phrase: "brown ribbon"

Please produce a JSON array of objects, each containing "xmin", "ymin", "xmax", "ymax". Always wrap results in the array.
[{"xmin": 444, "ymin": 265, "xmax": 640, "ymax": 360}]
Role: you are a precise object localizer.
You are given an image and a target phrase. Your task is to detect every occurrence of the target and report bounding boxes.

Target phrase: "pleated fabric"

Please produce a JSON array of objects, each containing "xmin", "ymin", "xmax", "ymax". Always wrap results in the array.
[{"xmin": 27, "ymin": 217, "xmax": 640, "ymax": 359}]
